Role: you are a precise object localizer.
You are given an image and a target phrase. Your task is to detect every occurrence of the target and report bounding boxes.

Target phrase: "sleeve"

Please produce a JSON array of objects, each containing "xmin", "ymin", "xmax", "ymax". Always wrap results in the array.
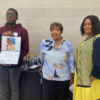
[
  {"xmin": 19, "ymin": 29, "xmax": 29, "ymax": 60},
  {"xmin": 0, "ymin": 27, "xmax": 4, "ymax": 51},
  {"xmin": 91, "ymin": 37, "xmax": 100, "ymax": 79},
  {"xmin": 37, "ymin": 40, "xmax": 45, "ymax": 66},
  {"xmin": 67, "ymin": 42, "xmax": 74, "ymax": 73}
]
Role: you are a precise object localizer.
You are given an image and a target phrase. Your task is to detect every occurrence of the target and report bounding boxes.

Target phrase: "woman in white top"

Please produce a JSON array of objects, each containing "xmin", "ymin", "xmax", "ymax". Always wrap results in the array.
[{"xmin": 38, "ymin": 22, "xmax": 74, "ymax": 100}]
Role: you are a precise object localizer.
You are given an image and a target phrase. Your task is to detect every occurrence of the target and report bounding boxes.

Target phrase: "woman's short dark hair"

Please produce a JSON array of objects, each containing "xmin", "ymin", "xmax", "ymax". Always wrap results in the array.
[
  {"xmin": 50, "ymin": 22, "xmax": 63, "ymax": 33},
  {"xmin": 80, "ymin": 15, "xmax": 100, "ymax": 36}
]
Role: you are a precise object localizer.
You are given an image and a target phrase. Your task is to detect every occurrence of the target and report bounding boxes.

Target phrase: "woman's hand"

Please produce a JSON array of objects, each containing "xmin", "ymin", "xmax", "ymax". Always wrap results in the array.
[
  {"xmin": 70, "ymin": 77, "xmax": 74, "ymax": 86},
  {"xmin": 39, "ymin": 66, "xmax": 43, "ymax": 75},
  {"xmin": 90, "ymin": 75, "xmax": 95, "ymax": 83},
  {"xmin": 70, "ymin": 73, "xmax": 74, "ymax": 86},
  {"xmin": 2, "ymin": 31, "xmax": 14, "ymax": 37}
]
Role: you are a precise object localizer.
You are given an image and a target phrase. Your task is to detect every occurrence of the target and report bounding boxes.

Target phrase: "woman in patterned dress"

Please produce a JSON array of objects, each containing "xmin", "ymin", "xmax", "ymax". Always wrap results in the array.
[{"xmin": 73, "ymin": 15, "xmax": 100, "ymax": 100}]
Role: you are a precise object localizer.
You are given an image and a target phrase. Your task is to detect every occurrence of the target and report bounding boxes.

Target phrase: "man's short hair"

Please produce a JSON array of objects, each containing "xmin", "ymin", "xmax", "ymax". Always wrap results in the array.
[{"xmin": 7, "ymin": 8, "xmax": 18, "ymax": 17}]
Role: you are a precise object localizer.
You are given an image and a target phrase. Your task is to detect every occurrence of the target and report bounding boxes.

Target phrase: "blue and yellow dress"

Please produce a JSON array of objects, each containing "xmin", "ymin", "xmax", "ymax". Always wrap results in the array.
[{"xmin": 73, "ymin": 34, "xmax": 100, "ymax": 100}]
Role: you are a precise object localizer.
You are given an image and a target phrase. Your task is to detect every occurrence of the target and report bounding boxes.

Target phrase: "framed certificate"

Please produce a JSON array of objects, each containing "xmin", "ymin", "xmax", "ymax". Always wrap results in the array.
[{"xmin": 0, "ymin": 36, "xmax": 21, "ymax": 64}]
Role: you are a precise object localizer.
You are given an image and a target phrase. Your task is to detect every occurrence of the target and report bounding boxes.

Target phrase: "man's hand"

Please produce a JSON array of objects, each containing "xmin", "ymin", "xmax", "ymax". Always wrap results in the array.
[
  {"xmin": 2, "ymin": 31, "xmax": 14, "ymax": 37},
  {"xmin": 1, "ymin": 64, "xmax": 11, "ymax": 66}
]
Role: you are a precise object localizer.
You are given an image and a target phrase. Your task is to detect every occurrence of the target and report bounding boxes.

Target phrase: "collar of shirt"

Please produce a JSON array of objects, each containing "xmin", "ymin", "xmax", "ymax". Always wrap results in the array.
[
  {"xmin": 51, "ymin": 37, "xmax": 65, "ymax": 50},
  {"xmin": 51, "ymin": 37, "xmax": 65, "ymax": 44}
]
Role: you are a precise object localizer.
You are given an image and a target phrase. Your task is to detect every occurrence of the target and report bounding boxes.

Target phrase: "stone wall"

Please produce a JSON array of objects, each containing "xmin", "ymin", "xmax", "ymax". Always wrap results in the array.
[{"xmin": 0, "ymin": 0, "xmax": 100, "ymax": 59}]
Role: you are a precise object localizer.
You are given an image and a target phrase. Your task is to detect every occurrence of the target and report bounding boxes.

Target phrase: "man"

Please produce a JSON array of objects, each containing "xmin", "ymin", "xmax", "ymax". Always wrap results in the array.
[{"xmin": 0, "ymin": 8, "xmax": 29, "ymax": 100}]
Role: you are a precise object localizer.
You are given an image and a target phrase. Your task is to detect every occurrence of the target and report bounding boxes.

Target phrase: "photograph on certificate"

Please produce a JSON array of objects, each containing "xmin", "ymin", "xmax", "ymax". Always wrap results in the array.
[
  {"xmin": 6, "ymin": 38, "xmax": 15, "ymax": 50},
  {"xmin": 1, "ymin": 36, "xmax": 21, "ymax": 51}
]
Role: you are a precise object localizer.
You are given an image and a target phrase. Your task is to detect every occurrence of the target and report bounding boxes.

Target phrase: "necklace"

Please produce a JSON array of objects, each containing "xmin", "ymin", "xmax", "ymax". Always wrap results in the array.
[{"xmin": 54, "ymin": 38, "xmax": 63, "ymax": 50}]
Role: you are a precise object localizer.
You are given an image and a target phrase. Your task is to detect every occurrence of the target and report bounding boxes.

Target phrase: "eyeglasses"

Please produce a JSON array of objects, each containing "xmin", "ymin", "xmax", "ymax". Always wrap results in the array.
[{"xmin": 5, "ymin": 13, "xmax": 16, "ymax": 17}]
